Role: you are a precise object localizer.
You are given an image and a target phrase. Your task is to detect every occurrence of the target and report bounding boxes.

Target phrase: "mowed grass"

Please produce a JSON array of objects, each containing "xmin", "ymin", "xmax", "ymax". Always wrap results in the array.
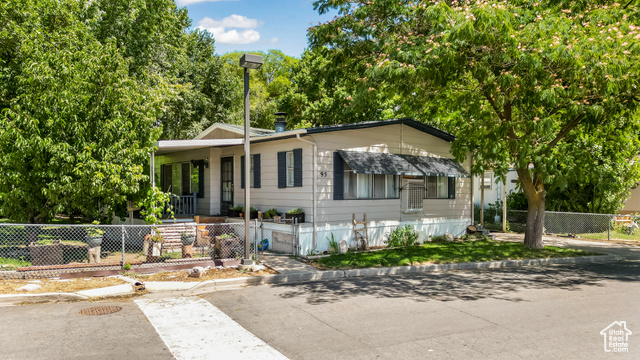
[
  {"xmin": 313, "ymin": 240, "xmax": 597, "ymax": 270},
  {"xmin": 0, "ymin": 257, "xmax": 31, "ymax": 270}
]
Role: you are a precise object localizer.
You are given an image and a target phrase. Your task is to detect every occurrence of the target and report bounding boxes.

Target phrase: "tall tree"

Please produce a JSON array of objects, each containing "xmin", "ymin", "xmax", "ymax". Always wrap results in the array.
[
  {"xmin": 0, "ymin": 0, "xmax": 167, "ymax": 223},
  {"xmin": 309, "ymin": 0, "xmax": 640, "ymax": 248}
]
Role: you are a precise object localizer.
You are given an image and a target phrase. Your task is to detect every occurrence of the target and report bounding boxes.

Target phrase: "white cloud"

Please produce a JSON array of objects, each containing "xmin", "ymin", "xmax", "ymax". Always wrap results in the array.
[
  {"xmin": 177, "ymin": 0, "xmax": 238, "ymax": 6},
  {"xmin": 269, "ymin": 37, "xmax": 278, "ymax": 43},
  {"xmin": 197, "ymin": 15, "xmax": 262, "ymax": 44}
]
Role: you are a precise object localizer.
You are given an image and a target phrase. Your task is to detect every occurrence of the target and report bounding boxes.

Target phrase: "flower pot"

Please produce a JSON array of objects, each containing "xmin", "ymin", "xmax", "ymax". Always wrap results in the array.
[
  {"xmin": 227, "ymin": 209, "xmax": 239, "ymax": 217},
  {"xmin": 285, "ymin": 212, "xmax": 305, "ymax": 224},
  {"xmin": 250, "ymin": 210, "xmax": 258, "ymax": 220},
  {"xmin": 181, "ymin": 234, "xmax": 195, "ymax": 246},
  {"xmin": 85, "ymin": 235, "xmax": 103, "ymax": 248},
  {"xmin": 143, "ymin": 240, "xmax": 162, "ymax": 258},
  {"xmin": 88, "ymin": 246, "xmax": 101, "ymax": 263}
]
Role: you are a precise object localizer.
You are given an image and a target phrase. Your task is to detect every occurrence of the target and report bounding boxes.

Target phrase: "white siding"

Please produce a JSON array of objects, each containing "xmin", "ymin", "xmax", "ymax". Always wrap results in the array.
[{"xmin": 311, "ymin": 124, "xmax": 472, "ymax": 224}]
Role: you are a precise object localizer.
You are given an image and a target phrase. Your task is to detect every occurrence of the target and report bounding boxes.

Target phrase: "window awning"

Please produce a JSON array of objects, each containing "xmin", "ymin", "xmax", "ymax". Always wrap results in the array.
[{"xmin": 337, "ymin": 150, "xmax": 470, "ymax": 178}]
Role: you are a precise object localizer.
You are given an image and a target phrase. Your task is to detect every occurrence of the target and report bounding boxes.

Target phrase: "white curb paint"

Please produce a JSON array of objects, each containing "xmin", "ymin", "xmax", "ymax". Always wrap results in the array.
[{"xmin": 135, "ymin": 297, "xmax": 289, "ymax": 360}]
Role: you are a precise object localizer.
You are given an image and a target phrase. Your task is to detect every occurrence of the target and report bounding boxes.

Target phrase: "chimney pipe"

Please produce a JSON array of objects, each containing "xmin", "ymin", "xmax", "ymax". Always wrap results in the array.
[{"xmin": 274, "ymin": 112, "xmax": 287, "ymax": 133}]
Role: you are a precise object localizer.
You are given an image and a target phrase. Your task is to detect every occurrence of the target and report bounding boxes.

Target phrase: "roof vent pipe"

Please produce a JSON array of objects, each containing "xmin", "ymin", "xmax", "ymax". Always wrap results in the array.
[{"xmin": 275, "ymin": 112, "xmax": 287, "ymax": 133}]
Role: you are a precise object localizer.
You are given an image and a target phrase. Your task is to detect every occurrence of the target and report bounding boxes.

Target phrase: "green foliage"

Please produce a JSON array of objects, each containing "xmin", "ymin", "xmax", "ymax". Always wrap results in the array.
[
  {"xmin": 218, "ymin": 233, "xmax": 237, "ymax": 240},
  {"xmin": 0, "ymin": 0, "xmax": 173, "ymax": 223},
  {"xmin": 149, "ymin": 234, "xmax": 163, "ymax": 243},
  {"xmin": 327, "ymin": 233, "xmax": 339, "ymax": 254},
  {"xmin": 507, "ymin": 192, "xmax": 529, "ymax": 211},
  {"xmin": 122, "ymin": 263, "xmax": 132, "ymax": 271},
  {"xmin": 309, "ymin": 0, "xmax": 640, "ymax": 246},
  {"xmin": 384, "ymin": 225, "xmax": 419, "ymax": 248},
  {"xmin": 263, "ymin": 208, "xmax": 279, "ymax": 219},
  {"xmin": 0, "ymin": 256, "xmax": 30, "ymax": 270},
  {"xmin": 287, "ymin": 208, "xmax": 304, "ymax": 214},
  {"xmin": 136, "ymin": 187, "xmax": 172, "ymax": 225}
]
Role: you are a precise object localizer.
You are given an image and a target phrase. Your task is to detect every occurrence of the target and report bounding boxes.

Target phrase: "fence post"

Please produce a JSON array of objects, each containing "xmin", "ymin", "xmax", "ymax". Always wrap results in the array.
[
  {"xmin": 121, "ymin": 225, "xmax": 126, "ymax": 268},
  {"xmin": 254, "ymin": 218, "xmax": 258, "ymax": 261},
  {"xmin": 608, "ymin": 215, "xmax": 611, "ymax": 241}
]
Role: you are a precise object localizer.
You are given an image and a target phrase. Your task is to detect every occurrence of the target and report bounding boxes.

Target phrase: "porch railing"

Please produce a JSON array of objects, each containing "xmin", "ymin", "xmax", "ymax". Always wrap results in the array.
[{"xmin": 166, "ymin": 192, "xmax": 197, "ymax": 217}]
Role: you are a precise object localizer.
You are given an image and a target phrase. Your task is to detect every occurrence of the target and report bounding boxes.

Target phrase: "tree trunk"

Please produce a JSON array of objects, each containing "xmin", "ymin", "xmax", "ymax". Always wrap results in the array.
[{"xmin": 516, "ymin": 168, "xmax": 545, "ymax": 249}]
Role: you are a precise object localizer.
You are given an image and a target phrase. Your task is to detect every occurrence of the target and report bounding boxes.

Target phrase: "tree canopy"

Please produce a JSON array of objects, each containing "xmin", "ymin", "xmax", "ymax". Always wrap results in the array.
[{"xmin": 308, "ymin": 0, "xmax": 640, "ymax": 247}]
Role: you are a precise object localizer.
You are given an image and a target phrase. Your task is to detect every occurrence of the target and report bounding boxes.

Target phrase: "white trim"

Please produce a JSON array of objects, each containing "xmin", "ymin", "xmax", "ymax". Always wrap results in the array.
[
  {"xmin": 194, "ymin": 123, "xmax": 274, "ymax": 140},
  {"xmin": 155, "ymin": 139, "xmax": 243, "ymax": 155}
]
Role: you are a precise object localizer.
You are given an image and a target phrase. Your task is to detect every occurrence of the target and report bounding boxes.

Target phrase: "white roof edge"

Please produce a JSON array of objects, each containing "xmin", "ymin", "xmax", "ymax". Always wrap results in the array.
[{"xmin": 194, "ymin": 123, "xmax": 275, "ymax": 140}]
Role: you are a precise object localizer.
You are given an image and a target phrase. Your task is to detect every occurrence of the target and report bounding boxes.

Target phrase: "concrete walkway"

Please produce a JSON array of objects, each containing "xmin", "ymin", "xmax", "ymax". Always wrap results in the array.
[
  {"xmin": 258, "ymin": 254, "xmax": 320, "ymax": 274},
  {"xmin": 494, "ymin": 232, "xmax": 640, "ymax": 259}
]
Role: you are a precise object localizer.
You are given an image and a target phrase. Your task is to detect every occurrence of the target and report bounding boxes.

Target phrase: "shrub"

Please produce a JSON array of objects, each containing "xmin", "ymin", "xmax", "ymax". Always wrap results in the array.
[
  {"xmin": 123, "ymin": 263, "xmax": 131, "ymax": 271},
  {"xmin": 429, "ymin": 234, "xmax": 448, "ymax": 243},
  {"xmin": 287, "ymin": 208, "xmax": 304, "ymax": 214},
  {"xmin": 327, "ymin": 233, "xmax": 339, "ymax": 254},
  {"xmin": 264, "ymin": 208, "xmax": 279, "ymax": 219},
  {"xmin": 384, "ymin": 225, "xmax": 419, "ymax": 248}
]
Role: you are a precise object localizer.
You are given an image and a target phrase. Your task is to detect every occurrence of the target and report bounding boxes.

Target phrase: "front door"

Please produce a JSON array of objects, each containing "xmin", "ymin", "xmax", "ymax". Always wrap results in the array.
[{"xmin": 220, "ymin": 157, "xmax": 234, "ymax": 215}]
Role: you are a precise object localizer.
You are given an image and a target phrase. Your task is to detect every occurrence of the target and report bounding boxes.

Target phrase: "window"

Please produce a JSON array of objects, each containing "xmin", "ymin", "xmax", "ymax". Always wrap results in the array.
[
  {"xmin": 425, "ymin": 176, "xmax": 449, "ymax": 199},
  {"xmin": 343, "ymin": 163, "xmax": 398, "ymax": 199},
  {"xmin": 286, "ymin": 151, "xmax": 294, "ymax": 187},
  {"xmin": 278, "ymin": 149, "xmax": 302, "ymax": 188},
  {"xmin": 482, "ymin": 171, "xmax": 493, "ymax": 190},
  {"xmin": 161, "ymin": 161, "xmax": 205, "ymax": 198}
]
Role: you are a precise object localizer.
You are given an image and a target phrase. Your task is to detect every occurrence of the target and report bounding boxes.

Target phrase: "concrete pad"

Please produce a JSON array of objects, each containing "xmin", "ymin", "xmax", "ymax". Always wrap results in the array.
[{"xmin": 76, "ymin": 284, "xmax": 133, "ymax": 298}]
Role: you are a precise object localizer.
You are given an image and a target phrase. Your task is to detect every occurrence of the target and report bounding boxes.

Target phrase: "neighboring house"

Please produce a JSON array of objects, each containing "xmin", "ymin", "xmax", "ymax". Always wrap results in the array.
[
  {"xmin": 473, "ymin": 169, "xmax": 519, "ymax": 209},
  {"xmin": 152, "ymin": 117, "xmax": 472, "ymax": 252},
  {"xmin": 622, "ymin": 186, "xmax": 640, "ymax": 214}
]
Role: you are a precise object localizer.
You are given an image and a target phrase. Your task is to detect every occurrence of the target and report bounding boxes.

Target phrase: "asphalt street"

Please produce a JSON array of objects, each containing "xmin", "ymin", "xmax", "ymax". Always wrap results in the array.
[{"xmin": 1, "ymin": 260, "xmax": 639, "ymax": 360}]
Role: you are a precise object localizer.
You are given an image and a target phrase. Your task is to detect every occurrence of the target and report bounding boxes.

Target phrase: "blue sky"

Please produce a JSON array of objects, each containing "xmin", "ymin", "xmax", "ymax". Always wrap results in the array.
[{"xmin": 179, "ymin": 0, "xmax": 336, "ymax": 57}]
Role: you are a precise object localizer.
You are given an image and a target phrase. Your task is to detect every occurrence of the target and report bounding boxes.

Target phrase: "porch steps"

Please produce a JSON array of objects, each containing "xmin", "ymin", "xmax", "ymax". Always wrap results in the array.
[{"xmin": 156, "ymin": 224, "xmax": 197, "ymax": 253}]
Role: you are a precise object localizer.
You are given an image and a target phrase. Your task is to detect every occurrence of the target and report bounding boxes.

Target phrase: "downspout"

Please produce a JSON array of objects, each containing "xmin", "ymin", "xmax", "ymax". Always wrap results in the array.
[
  {"xmin": 470, "ymin": 153, "xmax": 474, "ymax": 225},
  {"xmin": 296, "ymin": 133, "xmax": 317, "ymax": 250}
]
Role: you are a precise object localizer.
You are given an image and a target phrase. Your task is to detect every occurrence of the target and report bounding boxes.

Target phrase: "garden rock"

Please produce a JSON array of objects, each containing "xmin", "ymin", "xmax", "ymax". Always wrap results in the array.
[
  {"xmin": 339, "ymin": 240, "xmax": 348, "ymax": 254},
  {"xmin": 445, "ymin": 233, "xmax": 455, "ymax": 242},
  {"xmin": 17, "ymin": 284, "xmax": 41, "ymax": 292},
  {"xmin": 251, "ymin": 264, "xmax": 265, "ymax": 272},
  {"xmin": 188, "ymin": 266, "xmax": 205, "ymax": 278}
]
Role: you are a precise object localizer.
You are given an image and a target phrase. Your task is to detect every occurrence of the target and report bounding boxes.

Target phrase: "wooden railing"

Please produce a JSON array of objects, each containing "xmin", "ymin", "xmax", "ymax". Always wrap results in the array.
[{"xmin": 165, "ymin": 192, "xmax": 197, "ymax": 217}]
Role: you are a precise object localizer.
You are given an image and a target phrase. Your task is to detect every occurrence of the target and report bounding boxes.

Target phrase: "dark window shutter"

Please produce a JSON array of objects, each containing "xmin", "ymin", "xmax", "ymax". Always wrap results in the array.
[
  {"xmin": 293, "ymin": 148, "xmax": 302, "ymax": 187},
  {"xmin": 198, "ymin": 163, "xmax": 205, "ymax": 198},
  {"xmin": 159, "ymin": 164, "xmax": 165, "ymax": 191},
  {"xmin": 254, "ymin": 154, "xmax": 261, "ymax": 188},
  {"xmin": 448, "ymin": 177, "xmax": 456, "ymax": 199},
  {"xmin": 333, "ymin": 152, "xmax": 344, "ymax": 200},
  {"xmin": 240, "ymin": 156, "xmax": 245, "ymax": 189},
  {"xmin": 277, "ymin": 151, "xmax": 286, "ymax": 188}
]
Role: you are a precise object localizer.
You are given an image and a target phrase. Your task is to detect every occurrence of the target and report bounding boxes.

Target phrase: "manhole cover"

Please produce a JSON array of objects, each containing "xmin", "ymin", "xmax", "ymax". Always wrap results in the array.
[{"xmin": 79, "ymin": 306, "xmax": 122, "ymax": 316}]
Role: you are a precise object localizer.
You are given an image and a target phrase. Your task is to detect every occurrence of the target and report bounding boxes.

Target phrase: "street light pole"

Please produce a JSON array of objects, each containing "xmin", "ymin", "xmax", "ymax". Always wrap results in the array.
[{"xmin": 239, "ymin": 54, "xmax": 263, "ymax": 265}]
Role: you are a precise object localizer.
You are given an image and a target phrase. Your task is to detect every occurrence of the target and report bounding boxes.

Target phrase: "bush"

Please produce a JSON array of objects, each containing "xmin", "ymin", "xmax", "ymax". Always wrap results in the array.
[
  {"xmin": 384, "ymin": 225, "xmax": 419, "ymax": 248},
  {"xmin": 429, "ymin": 234, "xmax": 448, "ymax": 242},
  {"xmin": 327, "ymin": 233, "xmax": 339, "ymax": 254}
]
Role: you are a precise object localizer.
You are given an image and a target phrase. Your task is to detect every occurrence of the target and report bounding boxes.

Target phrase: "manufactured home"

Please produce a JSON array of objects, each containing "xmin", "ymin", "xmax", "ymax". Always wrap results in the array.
[{"xmin": 152, "ymin": 116, "xmax": 473, "ymax": 253}]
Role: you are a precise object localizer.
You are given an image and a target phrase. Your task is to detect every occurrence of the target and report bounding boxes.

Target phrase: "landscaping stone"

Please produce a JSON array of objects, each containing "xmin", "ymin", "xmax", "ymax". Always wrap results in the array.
[
  {"xmin": 17, "ymin": 284, "xmax": 41, "ymax": 292},
  {"xmin": 251, "ymin": 264, "xmax": 265, "ymax": 272},
  {"xmin": 445, "ymin": 233, "xmax": 455, "ymax": 242},
  {"xmin": 339, "ymin": 240, "xmax": 348, "ymax": 254},
  {"xmin": 188, "ymin": 266, "xmax": 205, "ymax": 278}
]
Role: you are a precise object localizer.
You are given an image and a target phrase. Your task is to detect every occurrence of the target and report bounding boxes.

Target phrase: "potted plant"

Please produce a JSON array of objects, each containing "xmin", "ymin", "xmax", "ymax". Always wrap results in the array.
[
  {"xmin": 181, "ymin": 231, "xmax": 195, "ymax": 258},
  {"xmin": 213, "ymin": 233, "xmax": 242, "ymax": 259},
  {"xmin": 263, "ymin": 208, "xmax": 279, "ymax": 219},
  {"xmin": 227, "ymin": 205, "xmax": 241, "ymax": 218},
  {"xmin": 143, "ymin": 233, "xmax": 163, "ymax": 262},
  {"xmin": 285, "ymin": 208, "xmax": 305, "ymax": 224},
  {"xmin": 238, "ymin": 206, "xmax": 245, "ymax": 218},
  {"xmin": 249, "ymin": 207, "xmax": 258, "ymax": 219},
  {"xmin": 85, "ymin": 224, "xmax": 105, "ymax": 263}
]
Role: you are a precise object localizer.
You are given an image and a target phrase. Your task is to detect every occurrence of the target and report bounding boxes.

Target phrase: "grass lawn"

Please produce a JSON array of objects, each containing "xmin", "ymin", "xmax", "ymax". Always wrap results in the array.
[
  {"xmin": 0, "ymin": 257, "xmax": 31, "ymax": 270},
  {"xmin": 312, "ymin": 240, "xmax": 598, "ymax": 270},
  {"xmin": 572, "ymin": 230, "xmax": 640, "ymax": 242}
]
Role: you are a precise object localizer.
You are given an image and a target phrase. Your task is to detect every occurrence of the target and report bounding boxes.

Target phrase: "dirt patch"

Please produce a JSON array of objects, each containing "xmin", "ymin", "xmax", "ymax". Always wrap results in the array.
[
  {"xmin": 0, "ymin": 277, "xmax": 128, "ymax": 294},
  {"xmin": 130, "ymin": 266, "xmax": 277, "ymax": 282}
]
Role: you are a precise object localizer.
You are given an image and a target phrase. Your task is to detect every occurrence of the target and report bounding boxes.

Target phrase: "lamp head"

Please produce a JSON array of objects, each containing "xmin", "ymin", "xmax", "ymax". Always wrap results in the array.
[{"xmin": 239, "ymin": 54, "xmax": 264, "ymax": 69}]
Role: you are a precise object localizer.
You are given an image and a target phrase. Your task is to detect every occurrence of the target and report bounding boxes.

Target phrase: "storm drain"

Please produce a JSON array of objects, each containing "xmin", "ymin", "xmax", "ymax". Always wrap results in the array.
[{"xmin": 79, "ymin": 306, "xmax": 122, "ymax": 316}]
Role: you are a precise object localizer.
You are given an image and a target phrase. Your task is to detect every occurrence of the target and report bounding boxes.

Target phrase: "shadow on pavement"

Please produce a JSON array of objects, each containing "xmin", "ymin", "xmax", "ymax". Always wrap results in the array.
[{"xmin": 275, "ymin": 260, "xmax": 640, "ymax": 305}]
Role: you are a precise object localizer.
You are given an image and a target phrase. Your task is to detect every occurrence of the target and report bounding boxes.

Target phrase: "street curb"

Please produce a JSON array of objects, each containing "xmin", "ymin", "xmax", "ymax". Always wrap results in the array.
[
  {"xmin": 0, "ymin": 255, "xmax": 621, "ymax": 304},
  {"xmin": 0, "ymin": 292, "xmax": 89, "ymax": 306}
]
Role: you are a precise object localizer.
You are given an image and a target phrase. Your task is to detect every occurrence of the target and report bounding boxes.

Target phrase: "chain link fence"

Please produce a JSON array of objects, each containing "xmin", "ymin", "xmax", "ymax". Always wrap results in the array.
[
  {"xmin": 507, "ymin": 210, "xmax": 640, "ymax": 242},
  {"xmin": 0, "ymin": 220, "xmax": 299, "ymax": 278}
]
